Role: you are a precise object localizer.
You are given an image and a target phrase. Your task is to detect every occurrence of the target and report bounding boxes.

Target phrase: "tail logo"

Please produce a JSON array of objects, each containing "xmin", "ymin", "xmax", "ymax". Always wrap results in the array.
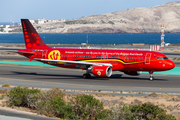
[{"xmin": 48, "ymin": 50, "xmax": 61, "ymax": 60}]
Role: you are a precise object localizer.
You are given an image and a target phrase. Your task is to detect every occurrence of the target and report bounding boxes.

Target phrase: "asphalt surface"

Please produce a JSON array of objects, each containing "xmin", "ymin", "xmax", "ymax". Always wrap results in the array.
[{"xmin": 0, "ymin": 109, "xmax": 59, "ymax": 120}]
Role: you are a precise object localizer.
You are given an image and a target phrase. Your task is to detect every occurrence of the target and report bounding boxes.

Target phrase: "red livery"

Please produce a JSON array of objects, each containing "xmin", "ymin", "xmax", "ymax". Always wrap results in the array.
[{"xmin": 17, "ymin": 19, "xmax": 175, "ymax": 81}]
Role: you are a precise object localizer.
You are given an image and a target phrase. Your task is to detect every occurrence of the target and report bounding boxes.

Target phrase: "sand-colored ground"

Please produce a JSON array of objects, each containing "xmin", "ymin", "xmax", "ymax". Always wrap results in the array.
[{"xmin": 93, "ymin": 93, "xmax": 180, "ymax": 119}]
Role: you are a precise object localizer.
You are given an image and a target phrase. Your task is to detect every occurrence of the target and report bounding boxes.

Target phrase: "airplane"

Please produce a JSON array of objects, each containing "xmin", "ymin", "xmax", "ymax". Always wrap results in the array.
[{"xmin": 16, "ymin": 19, "xmax": 175, "ymax": 81}]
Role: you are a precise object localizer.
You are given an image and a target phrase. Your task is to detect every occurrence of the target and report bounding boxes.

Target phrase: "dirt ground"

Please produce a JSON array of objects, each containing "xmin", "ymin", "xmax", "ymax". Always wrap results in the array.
[{"xmin": 93, "ymin": 93, "xmax": 180, "ymax": 119}]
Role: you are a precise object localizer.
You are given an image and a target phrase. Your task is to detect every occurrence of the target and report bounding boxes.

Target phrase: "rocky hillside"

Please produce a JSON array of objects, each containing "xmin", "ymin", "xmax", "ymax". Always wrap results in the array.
[{"xmin": 12, "ymin": 2, "xmax": 180, "ymax": 33}]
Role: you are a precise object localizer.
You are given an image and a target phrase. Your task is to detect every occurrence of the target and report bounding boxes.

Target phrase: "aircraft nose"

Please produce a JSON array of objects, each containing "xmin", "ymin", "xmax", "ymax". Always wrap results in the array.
[
  {"xmin": 168, "ymin": 60, "xmax": 175, "ymax": 70},
  {"xmin": 171, "ymin": 61, "xmax": 175, "ymax": 69}
]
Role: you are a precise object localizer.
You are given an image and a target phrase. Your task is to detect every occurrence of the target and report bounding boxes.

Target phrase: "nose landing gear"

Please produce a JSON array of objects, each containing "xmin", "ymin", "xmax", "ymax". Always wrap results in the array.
[{"xmin": 149, "ymin": 71, "xmax": 154, "ymax": 81}]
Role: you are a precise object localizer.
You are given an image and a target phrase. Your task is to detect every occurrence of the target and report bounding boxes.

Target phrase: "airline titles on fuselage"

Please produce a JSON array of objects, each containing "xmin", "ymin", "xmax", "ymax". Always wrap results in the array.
[{"xmin": 65, "ymin": 51, "xmax": 143, "ymax": 56}]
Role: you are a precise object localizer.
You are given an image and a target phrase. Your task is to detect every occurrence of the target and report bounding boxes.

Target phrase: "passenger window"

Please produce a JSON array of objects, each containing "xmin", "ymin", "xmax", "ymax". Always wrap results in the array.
[
  {"xmin": 160, "ymin": 57, "xmax": 163, "ymax": 60},
  {"xmin": 157, "ymin": 57, "xmax": 159, "ymax": 60}
]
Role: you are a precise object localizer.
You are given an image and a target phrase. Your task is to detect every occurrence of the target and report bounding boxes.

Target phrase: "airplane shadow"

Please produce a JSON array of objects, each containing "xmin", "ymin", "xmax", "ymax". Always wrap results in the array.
[
  {"xmin": 110, "ymin": 74, "xmax": 169, "ymax": 81},
  {"xmin": 9, "ymin": 71, "xmax": 168, "ymax": 81},
  {"xmin": 10, "ymin": 71, "xmax": 108, "ymax": 80},
  {"xmin": 10, "ymin": 71, "xmax": 82, "ymax": 79}
]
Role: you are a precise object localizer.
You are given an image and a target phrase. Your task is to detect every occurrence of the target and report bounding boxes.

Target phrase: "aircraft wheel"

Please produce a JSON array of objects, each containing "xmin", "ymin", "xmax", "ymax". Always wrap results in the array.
[
  {"xmin": 149, "ymin": 77, "xmax": 154, "ymax": 81},
  {"xmin": 149, "ymin": 71, "xmax": 154, "ymax": 81},
  {"xmin": 83, "ymin": 73, "xmax": 91, "ymax": 79}
]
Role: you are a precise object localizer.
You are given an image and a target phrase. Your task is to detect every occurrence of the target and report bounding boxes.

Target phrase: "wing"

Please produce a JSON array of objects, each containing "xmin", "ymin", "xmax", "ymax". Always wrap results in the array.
[{"xmin": 35, "ymin": 58, "xmax": 112, "ymax": 67}]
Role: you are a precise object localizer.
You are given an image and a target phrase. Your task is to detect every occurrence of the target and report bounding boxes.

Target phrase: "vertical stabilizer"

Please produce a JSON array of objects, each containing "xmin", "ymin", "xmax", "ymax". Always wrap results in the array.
[{"xmin": 21, "ymin": 19, "xmax": 49, "ymax": 49}]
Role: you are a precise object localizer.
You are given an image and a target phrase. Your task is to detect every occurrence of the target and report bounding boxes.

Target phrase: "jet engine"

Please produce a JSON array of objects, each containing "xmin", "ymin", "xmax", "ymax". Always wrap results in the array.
[
  {"xmin": 91, "ymin": 66, "xmax": 112, "ymax": 77},
  {"xmin": 123, "ymin": 71, "xmax": 141, "ymax": 76}
]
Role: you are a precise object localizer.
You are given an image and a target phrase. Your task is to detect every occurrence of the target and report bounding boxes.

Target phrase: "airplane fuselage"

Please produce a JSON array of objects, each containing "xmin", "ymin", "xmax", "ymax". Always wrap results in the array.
[{"xmin": 19, "ymin": 48, "xmax": 175, "ymax": 72}]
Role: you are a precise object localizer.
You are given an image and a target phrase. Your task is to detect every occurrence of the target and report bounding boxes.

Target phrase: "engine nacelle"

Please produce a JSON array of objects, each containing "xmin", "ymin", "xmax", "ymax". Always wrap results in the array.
[
  {"xmin": 92, "ymin": 66, "xmax": 112, "ymax": 77},
  {"xmin": 123, "ymin": 71, "xmax": 141, "ymax": 76}
]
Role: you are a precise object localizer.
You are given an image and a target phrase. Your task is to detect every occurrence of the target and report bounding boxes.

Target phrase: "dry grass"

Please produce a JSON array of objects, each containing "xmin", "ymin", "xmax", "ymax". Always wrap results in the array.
[
  {"xmin": 2, "ymin": 83, "xmax": 10, "ymax": 88},
  {"xmin": 94, "ymin": 93, "xmax": 180, "ymax": 119},
  {"xmin": 174, "ymin": 114, "xmax": 180, "ymax": 120}
]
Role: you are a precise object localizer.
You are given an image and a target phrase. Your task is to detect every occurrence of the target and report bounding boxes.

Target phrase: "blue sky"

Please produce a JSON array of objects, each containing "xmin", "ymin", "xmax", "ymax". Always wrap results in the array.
[{"xmin": 0, "ymin": 0, "xmax": 177, "ymax": 22}]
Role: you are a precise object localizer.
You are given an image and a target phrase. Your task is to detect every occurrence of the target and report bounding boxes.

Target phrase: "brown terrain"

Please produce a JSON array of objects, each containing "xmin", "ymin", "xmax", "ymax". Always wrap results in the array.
[
  {"xmin": 11, "ymin": 2, "xmax": 180, "ymax": 34},
  {"xmin": 0, "ymin": 88, "xmax": 180, "ymax": 119}
]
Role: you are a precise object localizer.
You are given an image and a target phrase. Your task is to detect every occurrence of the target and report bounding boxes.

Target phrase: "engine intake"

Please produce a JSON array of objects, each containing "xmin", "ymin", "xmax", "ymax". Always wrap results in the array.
[{"xmin": 92, "ymin": 66, "xmax": 112, "ymax": 77}]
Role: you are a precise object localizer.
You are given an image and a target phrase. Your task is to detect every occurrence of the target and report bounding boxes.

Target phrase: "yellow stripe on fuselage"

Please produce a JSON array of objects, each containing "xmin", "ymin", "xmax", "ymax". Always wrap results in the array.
[{"xmin": 78, "ymin": 59, "xmax": 150, "ymax": 65}]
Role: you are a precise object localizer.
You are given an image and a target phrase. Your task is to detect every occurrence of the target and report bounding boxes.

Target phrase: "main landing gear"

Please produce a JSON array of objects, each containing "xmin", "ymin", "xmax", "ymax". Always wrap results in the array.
[
  {"xmin": 149, "ymin": 71, "xmax": 154, "ymax": 81},
  {"xmin": 83, "ymin": 73, "xmax": 91, "ymax": 79},
  {"xmin": 83, "ymin": 67, "xmax": 92, "ymax": 79}
]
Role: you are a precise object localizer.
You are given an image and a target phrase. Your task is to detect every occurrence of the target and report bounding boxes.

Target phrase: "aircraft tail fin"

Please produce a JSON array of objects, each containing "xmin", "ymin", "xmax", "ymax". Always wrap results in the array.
[{"xmin": 21, "ymin": 19, "xmax": 49, "ymax": 49}]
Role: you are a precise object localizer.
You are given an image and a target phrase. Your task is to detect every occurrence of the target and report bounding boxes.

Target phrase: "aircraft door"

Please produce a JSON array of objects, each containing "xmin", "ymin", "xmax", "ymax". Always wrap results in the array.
[{"xmin": 145, "ymin": 53, "xmax": 151, "ymax": 64}]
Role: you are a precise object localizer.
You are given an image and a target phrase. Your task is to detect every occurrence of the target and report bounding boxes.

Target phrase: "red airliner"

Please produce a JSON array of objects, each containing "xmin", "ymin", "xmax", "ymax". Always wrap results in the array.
[{"xmin": 17, "ymin": 19, "xmax": 175, "ymax": 81}]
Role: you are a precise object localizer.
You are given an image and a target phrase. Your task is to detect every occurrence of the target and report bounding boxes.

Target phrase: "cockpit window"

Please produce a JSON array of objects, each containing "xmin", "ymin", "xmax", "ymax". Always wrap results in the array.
[
  {"xmin": 160, "ymin": 57, "xmax": 163, "ymax": 60},
  {"xmin": 163, "ymin": 57, "xmax": 168, "ymax": 60},
  {"xmin": 157, "ymin": 56, "xmax": 168, "ymax": 60}
]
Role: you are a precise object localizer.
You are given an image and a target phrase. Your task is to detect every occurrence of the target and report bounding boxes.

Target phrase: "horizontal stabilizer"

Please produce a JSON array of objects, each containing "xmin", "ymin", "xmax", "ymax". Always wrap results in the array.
[{"xmin": 6, "ymin": 51, "xmax": 35, "ymax": 55}]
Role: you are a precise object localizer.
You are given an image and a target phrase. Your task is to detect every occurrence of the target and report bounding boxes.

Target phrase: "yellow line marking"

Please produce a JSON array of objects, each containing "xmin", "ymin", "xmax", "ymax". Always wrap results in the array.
[
  {"xmin": 13, "ymin": 64, "xmax": 18, "ymax": 66},
  {"xmin": 0, "ymin": 64, "xmax": 14, "ymax": 66},
  {"xmin": 50, "ymin": 68, "xmax": 62, "ymax": 70},
  {"xmin": 153, "ymin": 75, "xmax": 168, "ymax": 76},
  {"xmin": 23, "ymin": 66, "xmax": 41, "ymax": 68},
  {"xmin": 2, "ymin": 60, "xmax": 15, "ymax": 61}
]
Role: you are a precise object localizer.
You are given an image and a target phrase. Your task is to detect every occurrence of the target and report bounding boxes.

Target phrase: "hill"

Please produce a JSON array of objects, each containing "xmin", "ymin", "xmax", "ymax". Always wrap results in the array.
[{"xmin": 12, "ymin": 2, "xmax": 180, "ymax": 34}]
